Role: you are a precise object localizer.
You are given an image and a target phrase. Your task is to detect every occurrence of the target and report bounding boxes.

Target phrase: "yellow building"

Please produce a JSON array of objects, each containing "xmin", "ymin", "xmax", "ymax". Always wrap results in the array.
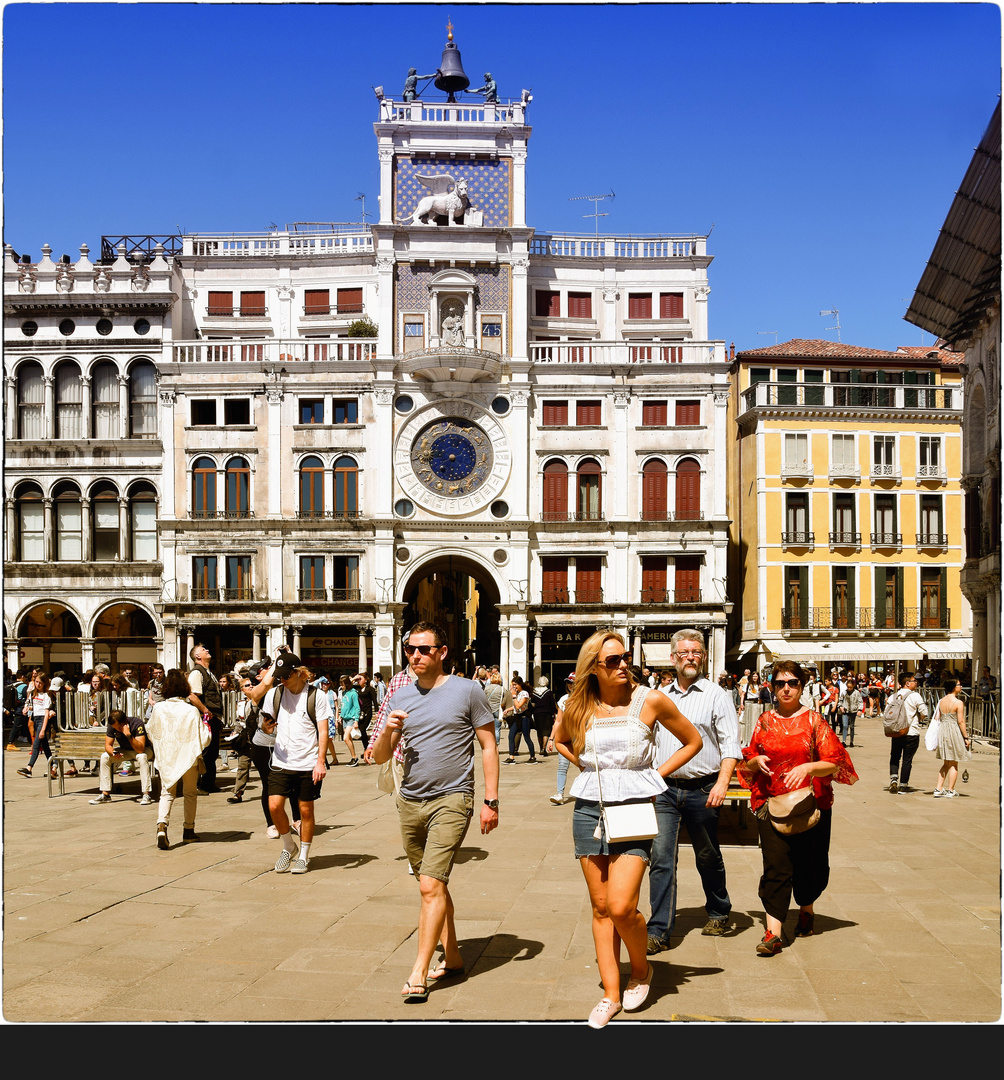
[{"xmin": 729, "ymin": 339, "xmax": 970, "ymax": 678}]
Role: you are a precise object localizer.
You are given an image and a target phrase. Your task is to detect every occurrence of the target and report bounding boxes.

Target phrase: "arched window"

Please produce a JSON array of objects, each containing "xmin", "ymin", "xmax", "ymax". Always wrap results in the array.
[
  {"xmin": 542, "ymin": 459, "xmax": 569, "ymax": 521},
  {"xmin": 192, "ymin": 457, "xmax": 216, "ymax": 518},
  {"xmin": 91, "ymin": 482, "xmax": 120, "ymax": 561},
  {"xmin": 15, "ymin": 483, "xmax": 44, "ymax": 561},
  {"xmin": 53, "ymin": 481, "xmax": 82, "ymax": 561},
  {"xmin": 55, "ymin": 360, "xmax": 83, "ymax": 439},
  {"xmin": 576, "ymin": 459, "xmax": 602, "ymax": 521},
  {"xmin": 334, "ymin": 456, "xmax": 358, "ymax": 518},
  {"xmin": 225, "ymin": 457, "xmax": 251, "ymax": 517},
  {"xmin": 17, "ymin": 361, "xmax": 44, "ymax": 439},
  {"xmin": 92, "ymin": 361, "xmax": 119, "ymax": 439},
  {"xmin": 299, "ymin": 456, "xmax": 325, "ymax": 518},
  {"xmin": 675, "ymin": 458, "xmax": 701, "ymax": 520},
  {"xmin": 641, "ymin": 459, "xmax": 668, "ymax": 521},
  {"xmin": 129, "ymin": 483, "xmax": 158, "ymax": 560},
  {"xmin": 129, "ymin": 360, "xmax": 158, "ymax": 438}
]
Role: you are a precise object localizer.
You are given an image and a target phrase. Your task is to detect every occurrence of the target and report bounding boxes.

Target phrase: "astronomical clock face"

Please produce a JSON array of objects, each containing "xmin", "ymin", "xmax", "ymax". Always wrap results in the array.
[{"xmin": 395, "ymin": 401, "xmax": 511, "ymax": 516}]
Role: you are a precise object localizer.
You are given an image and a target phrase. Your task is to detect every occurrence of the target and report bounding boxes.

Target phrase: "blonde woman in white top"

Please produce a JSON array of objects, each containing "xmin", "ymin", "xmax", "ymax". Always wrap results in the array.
[{"xmin": 553, "ymin": 631, "xmax": 702, "ymax": 1029}]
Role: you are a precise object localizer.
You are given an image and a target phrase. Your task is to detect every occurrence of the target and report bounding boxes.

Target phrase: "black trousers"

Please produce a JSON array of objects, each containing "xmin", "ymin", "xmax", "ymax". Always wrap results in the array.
[
  {"xmin": 199, "ymin": 716, "xmax": 222, "ymax": 789},
  {"xmin": 756, "ymin": 809, "xmax": 832, "ymax": 924},
  {"xmin": 889, "ymin": 734, "xmax": 920, "ymax": 784}
]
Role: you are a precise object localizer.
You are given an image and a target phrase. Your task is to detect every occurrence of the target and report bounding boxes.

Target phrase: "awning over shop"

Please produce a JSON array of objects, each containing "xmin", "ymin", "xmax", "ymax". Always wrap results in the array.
[
  {"xmin": 641, "ymin": 643, "xmax": 676, "ymax": 665},
  {"xmin": 916, "ymin": 638, "xmax": 972, "ymax": 659},
  {"xmin": 725, "ymin": 640, "xmax": 758, "ymax": 659},
  {"xmin": 762, "ymin": 640, "xmax": 926, "ymax": 662},
  {"xmin": 760, "ymin": 640, "xmax": 818, "ymax": 659}
]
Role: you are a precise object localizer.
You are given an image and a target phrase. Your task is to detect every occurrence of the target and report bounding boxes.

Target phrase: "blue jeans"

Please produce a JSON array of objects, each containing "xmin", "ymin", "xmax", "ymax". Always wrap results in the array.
[
  {"xmin": 647, "ymin": 776, "xmax": 731, "ymax": 943},
  {"xmin": 837, "ymin": 712, "xmax": 856, "ymax": 746},
  {"xmin": 555, "ymin": 754, "xmax": 569, "ymax": 795}
]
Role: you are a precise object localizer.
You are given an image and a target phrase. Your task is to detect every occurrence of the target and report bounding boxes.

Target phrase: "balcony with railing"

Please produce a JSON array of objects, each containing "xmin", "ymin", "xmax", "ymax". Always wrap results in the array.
[
  {"xmin": 529, "ymin": 233, "xmax": 706, "ymax": 259},
  {"xmin": 870, "ymin": 463, "xmax": 902, "ymax": 482},
  {"xmin": 782, "ymin": 607, "xmax": 952, "ymax": 631},
  {"xmin": 916, "ymin": 533, "xmax": 949, "ymax": 551},
  {"xmin": 782, "ymin": 531, "xmax": 815, "ymax": 549},
  {"xmin": 870, "ymin": 532, "xmax": 903, "ymax": 551},
  {"xmin": 173, "ymin": 339, "xmax": 377, "ymax": 364},
  {"xmin": 638, "ymin": 588, "xmax": 702, "ymax": 605},
  {"xmin": 540, "ymin": 587, "xmax": 604, "ymax": 605},
  {"xmin": 828, "ymin": 531, "xmax": 862, "ymax": 551},
  {"xmin": 541, "ymin": 510, "xmax": 606, "ymax": 523},
  {"xmin": 190, "ymin": 586, "xmax": 255, "ymax": 602},
  {"xmin": 295, "ymin": 510, "xmax": 364, "ymax": 521},
  {"xmin": 741, "ymin": 381, "xmax": 961, "ymax": 415},
  {"xmin": 529, "ymin": 340, "xmax": 726, "ymax": 365},
  {"xmin": 185, "ymin": 223, "xmax": 373, "ymax": 259},
  {"xmin": 781, "ymin": 460, "xmax": 814, "ymax": 480},
  {"xmin": 639, "ymin": 509, "xmax": 706, "ymax": 522},
  {"xmin": 379, "ymin": 96, "xmax": 530, "ymax": 126},
  {"xmin": 297, "ymin": 587, "xmax": 362, "ymax": 602},
  {"xmin": 189, "ymin": 510, "xmax": 254, "ymax": 520},
  {"xmin": 917, "ymin": 463, "xmax": 947, "ymax": 480},
  {"xmin": 828, "ymin": 462, "xmax": 861, "ymax": 481}
]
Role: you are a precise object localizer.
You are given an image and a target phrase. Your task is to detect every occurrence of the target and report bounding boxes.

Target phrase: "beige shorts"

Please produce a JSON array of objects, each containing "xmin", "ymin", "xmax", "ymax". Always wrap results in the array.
[{"xmin": 396, "ymin": 790, "xmax": 474, "ymax": 883}]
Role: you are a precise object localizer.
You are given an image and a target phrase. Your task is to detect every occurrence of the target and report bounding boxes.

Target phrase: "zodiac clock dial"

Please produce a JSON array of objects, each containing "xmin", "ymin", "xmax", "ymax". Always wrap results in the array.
[{"xmin": 410, "ymin": 417, "xmax": 494, "ymax": 498}]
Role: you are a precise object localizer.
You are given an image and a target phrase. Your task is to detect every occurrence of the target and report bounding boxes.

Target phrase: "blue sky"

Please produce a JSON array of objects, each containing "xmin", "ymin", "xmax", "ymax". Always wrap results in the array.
[{"xmin": 3, "ymin": 3, "xmax": 999, "ymax": 350}]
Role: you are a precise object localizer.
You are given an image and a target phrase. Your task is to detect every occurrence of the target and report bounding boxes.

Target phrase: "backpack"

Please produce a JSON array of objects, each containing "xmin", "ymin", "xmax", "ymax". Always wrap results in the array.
[
  {"xmin": 882, "ymin": 690, "xmax": 909, "ymax": 736},
  {"xmin": 270, "ymin": 684, "xmax": 317, "ymax": 726}
]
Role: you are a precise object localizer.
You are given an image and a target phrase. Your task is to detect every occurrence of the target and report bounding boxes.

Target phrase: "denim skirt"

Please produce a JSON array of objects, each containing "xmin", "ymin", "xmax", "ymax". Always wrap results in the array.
[{"xmin": 572, "ymin": 798, "xmax": 653, "ymax": 861}]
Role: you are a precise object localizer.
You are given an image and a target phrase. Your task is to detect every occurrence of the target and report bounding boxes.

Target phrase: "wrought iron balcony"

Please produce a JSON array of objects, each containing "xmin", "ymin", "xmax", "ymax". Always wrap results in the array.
[
  {"xmin": 638, "ymin": 588, "xmax": 702, "ymax": 605},
  {"xmin": 541, "ymin": 510, "xmax": 606, "ymax": 523},
  {"xmin": 295, "ymin": 509, "xmax": 363, "ymax": 520},
  {"xmin": 870, "ymin": 532, "xmax": 903, "ymax": 550},
  {"xmin": 640, "ymin": 509, "xmax": 706, "ymax": 522},
  {"xmin": 298, "ymin": 588, "xmax": 327, "ymax": 602},
  {"xmin": 223, "ymin": 587, "xmax": 254, "ymax": 601},
  {"xmin": 917, "ymin": 533, "xmax": 949, "ymax": 550},
  {"xmin": 917, "ymin": 463, "xmax": 946, "ymax": 479},
  {"xmin": 541, "ymin": 588, "xmax": 570, "ymax": 604},
  {"xmin": 189, "ymin": 510, "xmax": 254, "ymax": 520},
  {"xmin": 782, "ymin": 531, "xmax": 815, "ymax": 548},
  {"xmin": 297, "ymin": 587, "xmax": 361, "ymax": 601},
  {"xmin": 870, "ymin": 463, "xmax": 901, "ymax": 480},
  {"xmin": 576, "ymin": 589, "xmax": 604, "ymax": 604},
  {"xmin": 828, "ymin": 531, "xmax": 861, "ymax": 550},
  {"xmin": 782, "ymin": 607, "xmax": 951, "ymax": 631}
]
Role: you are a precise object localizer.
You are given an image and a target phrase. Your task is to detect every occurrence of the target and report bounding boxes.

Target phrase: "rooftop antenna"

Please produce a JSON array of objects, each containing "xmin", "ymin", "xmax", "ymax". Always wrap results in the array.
[
  {"xmin": 819, "ymin": 307, "xmax": 842, "ymax": 343},
  {"xmin": 570, "ymin": 191, "xmax": 615, "ymax": 236},
  {"xmin": 758, "ymin": 331, "xmax": 779, "ymax": 344},
  {"xmin": 355, "ymin": 193, "xmax": 371, "ymax": 224}
]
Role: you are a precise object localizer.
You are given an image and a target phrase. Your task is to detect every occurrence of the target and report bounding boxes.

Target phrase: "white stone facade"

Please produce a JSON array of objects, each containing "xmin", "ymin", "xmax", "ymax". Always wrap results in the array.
[{"xmin": 4, "ymin": 90, "xmax": 730, "ymax": 683}]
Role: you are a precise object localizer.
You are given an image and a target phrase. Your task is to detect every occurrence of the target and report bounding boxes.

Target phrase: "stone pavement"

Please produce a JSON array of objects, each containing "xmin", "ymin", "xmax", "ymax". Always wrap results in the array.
[{"xmin": 2, "ymin": 718, "xmax": 1000, "ymax": 1024}]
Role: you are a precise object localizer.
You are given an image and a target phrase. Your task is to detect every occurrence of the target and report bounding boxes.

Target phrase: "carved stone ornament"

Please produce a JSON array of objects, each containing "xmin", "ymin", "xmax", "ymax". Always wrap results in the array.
[
  {"xmin": 509, "ymin": 387, "xmax": 530, "ymax": 407},
  {"xmin": 159, "ymin": 389, "xmax": 177, "ymax": 406},
  {"xmin": 131, "ymin": 270, "xmax": 150, "ymax": 292},
  {"xmin": 376, "ymin": 256, "xmax": 395, "ymax": 272},
  {"xmin": 56, "ymin": 268, "xmax": 74, "ymax": 293},
  {"xmin": 94, "ymin": 268, "xmax": 111, "ymax": 292},
  {"xmin": 714, "ymin": 390, "xmax": 731, "ymax": 406},
  {"xmin": 511, "ymin": 258, "xmax": 530, "ymax": 273},
  {"xmin": 275, "ymin": 285, "xmax": 295, "ymax": 301},
  {"xmin": 613, "ymin": 391, "xmax": 631, "ymax": 406},
  {"xmin": 265, "ymin": 387, "xmax": 285, "ymax": 405},
  {"xmin": 374, "ymin": 387, "xmax": 394, "ymax": 405},
  {"xmin": 441, "ymin": 299, "xmax": 466, "ymax": 346},
  {"xmin": 602, "ymin": 288, "xmax": 620, "ymax": 303},
  {"xmin": 695, "ymin": 286, "xmax": 711, "ymax": 300},
  {"xmin": 18, "ymin": 271, "xmax": 36, "ymax": 293},
  {"xmin": 406, "ymin": 174, "xmax": 475, "ymax": 226}
]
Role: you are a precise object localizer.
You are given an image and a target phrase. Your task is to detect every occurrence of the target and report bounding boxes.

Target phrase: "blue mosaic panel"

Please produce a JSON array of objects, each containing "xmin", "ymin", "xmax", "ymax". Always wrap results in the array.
[
  {"xmin": 395, "ymin": 157, "xmax": 511, "ymax": 228},
  {"xmin": 397, "ymin": 265, "xmax": 433, "ymax": 313},
  {"xmin": 473, "ymin": 264, "xmax": 507, "ymax": 312}
]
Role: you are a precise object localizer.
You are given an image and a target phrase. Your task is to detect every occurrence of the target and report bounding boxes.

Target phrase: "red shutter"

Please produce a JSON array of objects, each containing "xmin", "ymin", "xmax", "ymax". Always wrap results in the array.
[
  {"xmin": 542, "ymin": 556, "xmax": 569, "ymax": 603},
  {"xmin": 660, "ymin": 293, "xmax": 683, "ymax": 319},
  {"xmin": 576, "ymin": 556, "xmax": 602, "ymax": 603},
  {"xmin": 208, "ymin": 291, "xmax": 233, "ymax": 316},
  {"xmin": 542, "ymin": 461, "xmax": 568, "ymax": 521},
  {"xmin": 543, "ymin": 400, "xmax": 568, "ymax": 426},
  {"xmin": 567, "ymin": 292, "xmax": 592, "ymax": 318},
  {"xmin": 642, "ymin": 401, "xmax": 668, "ymax": 426},
  {"xmin": 675, "ymin": 556, "xmax": 701, "ymax": 603},
  {"xmin": 675, "ymin": 459, "xmax": 701, "ymax": 520},
  {"xmin": 628, "ymin": 294, "xmax": 652, "ymax": 319},
  {"xmin": 304, "ymin": 289, "xmax": 329, "ymax": 314},
  {"xmin": 642, "ymin": 460, "xmax": 668, "ymax": 520},
  {"xmin": 641, "ymin": 556, "xmax": 668, "ymax": 602},
  {"xmin": 675, "ymin": 400, "xmax": 700, "ymax": 426},
  {"xmin": 337, "ymin": 287, "xmax": 363, "ymax": 314},
  {"xmin": 536, "ymin": 290, "xmax": 560, "ymax": 317},
  {"xmin": 240, "ymin": 291, "xmax": 266, "ymax": 316},
  {"xmin": 576, "ymin": 400, "xmax": 601, "ymax": 426}
]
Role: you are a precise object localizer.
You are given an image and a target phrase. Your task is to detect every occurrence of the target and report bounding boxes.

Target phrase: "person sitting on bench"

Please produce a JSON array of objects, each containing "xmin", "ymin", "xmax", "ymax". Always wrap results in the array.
[{"xmin": 90, "ymin": 709, "xmax": 154, "ymax": 805}]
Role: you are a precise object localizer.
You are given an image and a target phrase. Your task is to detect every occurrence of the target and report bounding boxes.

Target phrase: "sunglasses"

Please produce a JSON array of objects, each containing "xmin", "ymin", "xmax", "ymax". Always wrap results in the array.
[
  {"xmin": 404, "ymin": 644, "xmax": 440, "ymax": 656},
  {"xmin": 599, "ymin": 652, "xmax": 633, "ymax": 669},
  {"xmin": 773, "ymin": 678, "xmax": 801, "ymax": 689}
]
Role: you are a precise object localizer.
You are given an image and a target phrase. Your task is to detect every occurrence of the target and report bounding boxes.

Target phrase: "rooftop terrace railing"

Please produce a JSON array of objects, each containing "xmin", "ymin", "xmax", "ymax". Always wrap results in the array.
[{"xmin": 742, "ymin": 381, "xmax": 960, "ymax": 412}]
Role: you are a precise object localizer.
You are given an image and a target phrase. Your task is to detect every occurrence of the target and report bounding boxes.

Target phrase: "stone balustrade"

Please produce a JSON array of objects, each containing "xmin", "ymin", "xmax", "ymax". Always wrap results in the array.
[
  {"xmin": 529, "ymin": 340, "xmax": 726, "ymax": 365},
  {"xmin": 5, "ymin": 242, "xmax": 173, "ymax": 297},
  {"xmin": 530, "ymin": 233, "xmax": 706, "ymax": 259}
]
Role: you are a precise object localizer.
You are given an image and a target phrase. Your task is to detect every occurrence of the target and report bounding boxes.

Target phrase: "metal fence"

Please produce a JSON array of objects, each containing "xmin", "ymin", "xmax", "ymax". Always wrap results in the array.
[{"xmin": 55, "ymin": 690, "xmax": 244, "ymax": 730}]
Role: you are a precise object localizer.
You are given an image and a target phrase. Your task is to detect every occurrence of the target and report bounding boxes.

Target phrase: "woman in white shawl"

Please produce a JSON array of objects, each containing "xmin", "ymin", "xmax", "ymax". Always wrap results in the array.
[{"xmin": 147, "ymin": 669, "xmax": 210, "ymax": 849}]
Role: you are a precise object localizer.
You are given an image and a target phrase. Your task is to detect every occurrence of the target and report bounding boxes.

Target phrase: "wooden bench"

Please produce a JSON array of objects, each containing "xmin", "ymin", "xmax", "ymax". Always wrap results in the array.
[
  {"xmin": 725, "ymin": 777, "xmax": 752, "ymax": 829},
  {"xmin": 48, "ymin": 729, "xmax": 158, "ymax": 799}
]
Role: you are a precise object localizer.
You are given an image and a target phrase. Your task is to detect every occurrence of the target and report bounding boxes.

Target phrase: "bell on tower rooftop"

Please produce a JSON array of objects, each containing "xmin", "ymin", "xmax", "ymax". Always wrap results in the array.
[{"xmin": 434, "ymin": 20, "xmax": 470, "ymax": 102}]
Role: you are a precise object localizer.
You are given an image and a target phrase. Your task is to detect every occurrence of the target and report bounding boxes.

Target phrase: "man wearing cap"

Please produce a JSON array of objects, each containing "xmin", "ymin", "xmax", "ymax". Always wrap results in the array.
[
  {"xmin": 647, "ymin": 628, "xmax": 741, "ymax": 952},
  {"xmin": 546, "ymin": 673, "xmax": 576, "ymax": 804},
  {"xmin": 372, "ymin": 621, "xmax": 499, "ymax": 1003},
  {"xmin": 258, "ymin": 652, "xmax": 331, "ymax": 874},
  {"xmin": 188, "ymin": 644, "xmax": 223, "ymax": 793}
]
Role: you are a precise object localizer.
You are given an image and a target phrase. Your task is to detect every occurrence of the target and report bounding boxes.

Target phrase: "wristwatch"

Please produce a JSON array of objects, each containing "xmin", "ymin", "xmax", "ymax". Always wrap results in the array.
[{"xmin": 484, "ymin": 798, "xmax": 500, "ymax": 810}]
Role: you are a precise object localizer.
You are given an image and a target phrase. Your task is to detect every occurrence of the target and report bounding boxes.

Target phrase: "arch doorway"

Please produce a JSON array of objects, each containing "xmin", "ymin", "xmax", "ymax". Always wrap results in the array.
[
  {"xmin": 401, "ymin": 554, "xmax": 501, "ymax": 674},
  {"xmin": 16, "ymin": 603, "xmax": 83, "ymax": 671},
  {"xmin": 93, "ymin": 602, "xmax": 159, "ymax": 676}
]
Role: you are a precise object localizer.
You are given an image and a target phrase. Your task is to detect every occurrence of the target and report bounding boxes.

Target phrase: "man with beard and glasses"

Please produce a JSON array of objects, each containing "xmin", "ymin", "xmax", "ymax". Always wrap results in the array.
[{"xmin": 646, "ymin": 629, "xmax": 741, "ymax": 953}]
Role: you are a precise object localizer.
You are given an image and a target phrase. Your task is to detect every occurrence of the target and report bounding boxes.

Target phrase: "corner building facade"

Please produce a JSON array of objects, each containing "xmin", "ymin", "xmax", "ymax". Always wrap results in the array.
[{"xmin": 5, "ymin": 76, "xmax": 730, "ymax": 681}]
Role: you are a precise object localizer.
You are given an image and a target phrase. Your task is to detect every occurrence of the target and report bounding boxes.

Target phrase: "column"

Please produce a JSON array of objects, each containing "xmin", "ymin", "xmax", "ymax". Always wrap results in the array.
[
  {"xmin": 509, "ymin": 388, "xmax": 530, "ymax": 518},
  {"xmin": 291, "ymin": 625, "xmax": 302, "ymax": 656},
  {"xmin": 511, "ymin": 149, "xmax": 528, "ymax": 228},
  {"xmin": 183, "ymin": 626, "xmax": 195, "ymax": 665},
  {"xmin": 6, "ymin": 638, "xmax": 21, "ymax": 673},
  {"xmin": 632, "ymin": 628, "xmax": 642, "ymax": 667},
  {"xmin": 613, "ymin": 391, "xmax": 630, "ymax": 520},
  {"xmin": 80, "ymin": 375, "xmax": 92, "ymax": 440},
  {"xmin": 266, "ymin": 387, "xmax": 283, "ymax": 516},
  {"xmin": 159, "ymin": 390, "xmax": 177, "ymax": 517},
  {"xmin": 5, "ymin": 377, "xmax": 16, "ymax": 436},
  {"xmin": 81, "ymin": 497, "xmax": 92, "ymax": 561},
  {"xmin": 118, "ymin": 375, "xmax": 130, "ymax": 440},
  {"xmin": 713, "ymin": 389, "xmax": 730, "ymax": 519},
  {"xmin": 79, "ymin": 637, "xmax": 95, "ymax": 672},
  {"xmin": 5, "ymin": 499, "xmax": 15, "ymax": 562},
  {"xmin": 499, "ymin": 622, "xmax": 510, "ymax": 685},
  {"xmin": 533, "ymin": 630, "xmax": 542, "ymax": 685},
  {"xmin": 508, "ymin": 615, "xmax": 529, "ymax": 682},
  {"xmin": 251, "ymin": 625, "xmax": 262, "ymax": 663},
  {"xmin": 118, "ymin": 497, "xmax": 129, "ymax": 562},
  {"xmin": 42, "ymin": 375, "xmax": 55, "ymax": 440},
  {"xmin": 43, "ymin": 497, "xmax": 53, "ymax": 563},
  {"xmin": 357, "ymin": 626, "xmax": 369, "ymax": 673}
]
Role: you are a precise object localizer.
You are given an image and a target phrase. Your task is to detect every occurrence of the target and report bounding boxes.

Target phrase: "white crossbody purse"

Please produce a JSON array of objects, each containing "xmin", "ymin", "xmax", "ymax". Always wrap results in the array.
[{"xmin": 590, "ymin": 699, "xmax": 659, "ymax": 843}]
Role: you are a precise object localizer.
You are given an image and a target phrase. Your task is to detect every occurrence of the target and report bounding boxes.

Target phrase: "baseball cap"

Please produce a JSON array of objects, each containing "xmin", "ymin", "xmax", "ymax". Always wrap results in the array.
[
  {"xmin": 565, "ymin": 672, "xmax": 576, "ymax": 683},
  {"xmin": 49, "ymin": 677, "xmax": 64, "ymax": 691},
  {"xmin": 273, "ymin": 653, "xmax": 301, "ymax": 681}
]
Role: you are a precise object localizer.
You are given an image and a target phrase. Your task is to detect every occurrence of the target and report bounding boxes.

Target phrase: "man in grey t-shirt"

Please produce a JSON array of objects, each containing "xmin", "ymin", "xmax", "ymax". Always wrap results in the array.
[{"xmin": 372, "ymin": 621, "xmax": 499, "ymax": 1004}]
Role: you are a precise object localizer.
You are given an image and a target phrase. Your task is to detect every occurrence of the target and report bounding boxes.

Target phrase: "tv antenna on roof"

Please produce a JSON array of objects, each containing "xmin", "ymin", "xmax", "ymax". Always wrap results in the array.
[
  {"xmin": 355, "ymin": 193, "xmax": 371, "ymax": 224},
  {"xmin": 758, "ymin": 331, "xmax": 779, "ymax": 344},
  {"xmin": 819, "ymin": 307, "xmax": 842, "ymax": 343},
  {"xmin": 570, "ymin": 191, "xmax": 615, "ymax": 235}
]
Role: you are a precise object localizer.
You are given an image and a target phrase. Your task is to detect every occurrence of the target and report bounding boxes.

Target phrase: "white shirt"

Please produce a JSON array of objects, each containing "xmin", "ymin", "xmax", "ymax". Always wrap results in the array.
[
  {"xmin": 262, "ymin": 685, "xmax": 332, "ymax": 772},
  {"xmin": 657, "ymin": 678, "xmax": 741, "ymax": 779}
]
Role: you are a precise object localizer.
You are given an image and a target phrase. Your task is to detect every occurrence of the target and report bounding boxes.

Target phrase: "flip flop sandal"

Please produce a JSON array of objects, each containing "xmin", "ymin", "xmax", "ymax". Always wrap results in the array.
[
  {"xmin": 401, "ymin": 983, "xmax": 429, "ymax": 1003},
  {"xmin": 428, "ymin": 964, "xmax": 464, "ymax": 982}
]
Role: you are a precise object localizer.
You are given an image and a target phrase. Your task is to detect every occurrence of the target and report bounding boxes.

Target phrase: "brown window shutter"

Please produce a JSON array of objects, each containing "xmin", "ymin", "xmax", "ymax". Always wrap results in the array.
[
  {"xmin": 642, "ymin": 460, "xmax": 668, "ymax": 519},
  {"xmin": 643, "ymin": 401, "xmax": 668, "ymax": 426},
  {"xmin": 628, "ymin": 294, "xmax": 652, "ymax": 319},
  {"xmin": 675, "ymin": 459, "xmax": 701, "ymax": 520},
  {"xmin": 660, "ymin": 293, "xmax": 683, "ymax": 319},
  {"xmin": 675, "ymin": 400, "xmax": 700, "ymax": 426},
  {"xmin": 536, "ymin": 290, "xmax": 560, "ymax": 317},
  {"xmin": 240, "ymin": 291, "xmax": 266, "ymax": 316},
  {"xmin": 542, "ymin": 556, "xmax": 569, "ymax": 601},
  {"xmin": 304, "ymin": 289, "xmax": 329, "ymax": 314},
  {"xmin": 543, "ymin": 401, "xmax": 568, "ymax": 426},
  {"xmin": 576, "ymin": 400, "xmax": 601, "ymax": 426},
  {"xmin": 337, "ymin": 287, "xmax": 363, "ymax": 314},
  {"xmin": 542, "ymin": 461, "xmax": 569, "ymax": 520},
  {"xmin": 641, "ymin": 556, "xmax": 668, "ymax": 601},
  {"xmin": 567, "ymin": 292, "xmax": 592, "ymax": 318},
  {"xmin": 208, "ymin": 291, "xmax": 233, "ymax": 316},
  {"xmin": 675, "ymin": 556, "xmax": 701, "ymax": 602},
  {"xmin": 576, "ymin": 556, "xmax": 602, "ymax": 603}
]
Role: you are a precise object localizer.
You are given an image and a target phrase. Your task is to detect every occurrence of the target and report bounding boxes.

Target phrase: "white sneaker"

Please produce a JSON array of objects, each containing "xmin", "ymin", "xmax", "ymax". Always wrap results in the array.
[
  {"xmin": 622, "ymin": 963, "xmax": 653, "ymax": 1011},
  {"xmin": 933, "ymin": 789, "xmax": 945, "ymax": 798},
  {"xmin": 587, "ymin": 998, "xmax": 622, "ymax": 1029},
  {"xmin": 549, "ymin": 793, "xmax": 564, "ymax": 805},
  {"xmin": 291, "ymin": 858, "xmax": 309, "ymax": 874},
  {"xmin": 943, "ymin": 789, "xmax": 958, "ymax": 798},
  {"xmin": 267, "ymin": 825, "xmax": 279, "ymax": 839}
]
